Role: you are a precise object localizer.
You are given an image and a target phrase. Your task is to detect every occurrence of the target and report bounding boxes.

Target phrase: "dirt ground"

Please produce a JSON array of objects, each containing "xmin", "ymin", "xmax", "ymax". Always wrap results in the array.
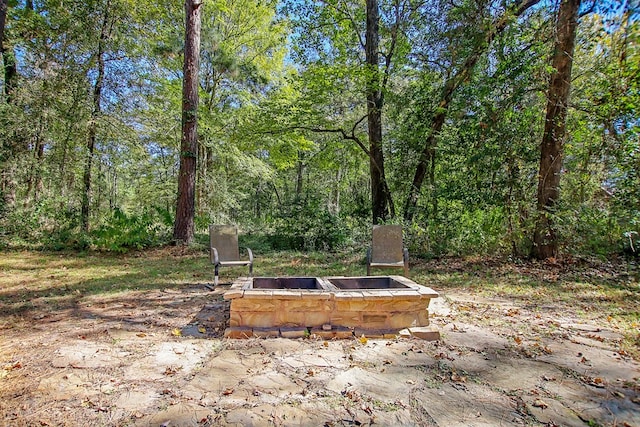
[{"xmin": 1, "ymin": 261, "xmax": 639, "ymax": 426}]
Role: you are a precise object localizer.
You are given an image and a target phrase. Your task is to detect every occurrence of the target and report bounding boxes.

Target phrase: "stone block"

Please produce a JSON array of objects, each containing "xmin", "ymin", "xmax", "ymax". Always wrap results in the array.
[
  {"xmin": 309, "ymin": 326, "xmax": 353, "ymax": 340},
  {"xmin": 223, "ymin": 289, "xmax": 244, "ymax": 300},
  {"xmin": 330, "ymin": 312, "xmax": 361, "ymax": 327},
  {"xmin": 298, "ymin": 291, "xmax": 332, "ymax": 300},
  {"xmin": 417, "ymin": 309, "xmax": 430, "ymax": 326},
  {"xmin": 417, "ymin": 286, "xmax": 439, "ymax": 298},
  {"xmin": 304, "ymin": 311, "xmax": 332, "ymax": 327},
  {"xmin": 241, "ymin": 311, "xmax": 278, "ymax": 328},
  {"xmin": 409, "ymin": 327, "xmax": 440, "ymax": 341},
  {"xmin": 242, "ymin": 290, "xmax": 275, "ymax": 299},
  {"xmin": 387, "ymin": 311, "xmax": 421, "ymax": 329},
  {"xmin": 398, "ymin": 329, "xmax": 412, "ymax": 338},
  {"xmin": 353, "ymin": 328, "xmax": 398, "ymax": 339},
  {"xmin": 362, "ymin": 314, "xmax": 390, "ymax": 329},
  {"xmin": 373, "ymin": 299, "xmax": 426, "ymax": 312},
  {"xmin": 224, "ymin": 327, "xmax": 253, "ymax": 339},
  {"xmin": 334, "ymin": 292, "xmax": 364, "ymax": 300},
  {"xmin": 229, "ymin": 311, "xmax": 242, "ymax": 327},
  {"xmin": 360, "ymin": 290, "xmax": 395, "ymax": 299},
  {"xmin": 282, "ymin": 299, "xmax": 332, "ymax": 312},
  {"xmin": 231, "ymin": 298, "xmax": 278, "ymax": 312},
  {"xmin": 279, "ymin": 327, "xmax": 309, "ymax": 339},
  {"xmin": 277, "ymin": 310, "xmax": 306, "ymax": 327},
  {"xmin": 387, "ymin": 290, "xmax": 422, "ymax": 300},
  {"xmin": 271, "ymin": 290, "xmax": 302, "ymax": 299},
  {"xmin": 335, "ymin": 299, "xmax": 377, "ymax": 312}
]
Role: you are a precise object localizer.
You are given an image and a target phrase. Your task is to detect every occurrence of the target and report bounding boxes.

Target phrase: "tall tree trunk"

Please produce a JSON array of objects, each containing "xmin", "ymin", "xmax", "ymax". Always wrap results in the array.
[
  {"xmin": 531, "ymin": 0, "xmax": 581, "ymax": 259},
  {"xmin": 173, "ymin": 0, "xmax": 202, "ymax": 245},
  {"xmin": 366, "ymin": 0, "xmax": 392, "ymax": 224},
  {"xmin": 0, "ymin": 0, "xmax": 6, "ymax": 52},
  {"xmin": 403, "ymin": 0, "xmax": 541, "ymax": 222},
  {"xmin": 1, "ymin": 7, "xmax": 16, "ymax": 102},
  {"xmin": 295, "ymin": 151, "xmax": 304, "ymax": 199},
  {"xmin": 81, "ymin": 3, "xmax": 110, "ymax": 233}
]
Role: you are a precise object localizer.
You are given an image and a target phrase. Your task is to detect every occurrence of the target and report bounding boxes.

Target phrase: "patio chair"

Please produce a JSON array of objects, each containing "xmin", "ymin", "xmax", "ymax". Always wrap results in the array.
[
  {"xmin": 209, "ymin": 225, "xmax": 253, "ymax": 286},
  {"xmin": 366, "ymin": 225, "xmax": 409, "ymax": 276}
]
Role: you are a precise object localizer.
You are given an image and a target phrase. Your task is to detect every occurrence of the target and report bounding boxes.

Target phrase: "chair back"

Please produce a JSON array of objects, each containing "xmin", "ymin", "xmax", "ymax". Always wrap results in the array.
[
  {"xmin": 371, "ymin": 225, "xmax": 404, "ymax": 263},
  {"xmin": 209, "ymin": 225, "xmax": 240, "ymax": 262}
]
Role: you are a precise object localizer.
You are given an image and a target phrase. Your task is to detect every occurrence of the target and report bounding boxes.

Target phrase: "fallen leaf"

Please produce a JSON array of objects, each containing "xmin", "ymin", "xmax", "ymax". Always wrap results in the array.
[
  {"xmin": 358, "ymin": 335, "xmax": 368, "ymax": 345},
  {"xmin": 514, "ymin": 336, "xmax": 523, "ymax": 345},
  {"xmin": 163, "ymin": 366, "xmax": 181, "ymax": 376},
  {"xmin": 3, "ymin": 362, "xmax": 21, "ymax": 371},
  {"xmin": 198, "ymin": 326, "xmax": 206, "ymax": 334},
  {"xmin": 172, "ymin": 329, "xmax": 182, "ymax": 337},
  {"xmin": 532, "ymin": 399, "xmax": 548, "ymax": 409},
  {"xmin": 136, "ymin": 333, "xmax": 146, "ymax": 338},
  {"xmin": 451, "ymin": 373, "xmax": 467, "ymax": 383},
  {"xmin": 222, "ymin": 388, "xmax": 234, "ymax": 395}
]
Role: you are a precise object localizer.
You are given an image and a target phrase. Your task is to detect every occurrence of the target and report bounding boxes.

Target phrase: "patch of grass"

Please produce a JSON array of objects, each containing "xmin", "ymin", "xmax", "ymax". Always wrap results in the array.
[{"xmin": 1, "ymin": 249, "xmax": 637, "ymax": 359}]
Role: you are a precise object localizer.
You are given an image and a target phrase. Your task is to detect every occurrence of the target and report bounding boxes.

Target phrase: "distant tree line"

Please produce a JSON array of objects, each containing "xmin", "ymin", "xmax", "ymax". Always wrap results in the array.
[{"xmin": 0, "ymin": 0, "xmax": 637, "ymax": 258}]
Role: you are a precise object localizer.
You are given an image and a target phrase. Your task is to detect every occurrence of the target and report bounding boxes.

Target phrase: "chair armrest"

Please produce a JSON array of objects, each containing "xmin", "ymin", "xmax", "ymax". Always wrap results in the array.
[
  {"xmin": 210, "ymin": 247, "xmax": 220, "ymax": 265},
  {"xmin": 246, "ymin": 248, "xmax": 254, "ymax": 276}
]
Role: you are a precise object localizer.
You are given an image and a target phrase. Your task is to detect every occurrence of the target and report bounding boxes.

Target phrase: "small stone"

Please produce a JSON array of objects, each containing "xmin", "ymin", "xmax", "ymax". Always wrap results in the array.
[
  {"xmin": 279, "ymin": 327, "xmax": 308, "ymax": 339},
  {"xmin": 409, "ymin": 327, "xmax": 440, "ymax": 341}
]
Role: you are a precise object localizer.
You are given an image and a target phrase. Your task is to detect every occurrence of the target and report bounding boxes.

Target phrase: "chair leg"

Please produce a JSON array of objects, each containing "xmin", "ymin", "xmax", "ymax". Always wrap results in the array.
[{"xmin": 214, "ymin": 264, "xmax": 219, "ymax": 287}]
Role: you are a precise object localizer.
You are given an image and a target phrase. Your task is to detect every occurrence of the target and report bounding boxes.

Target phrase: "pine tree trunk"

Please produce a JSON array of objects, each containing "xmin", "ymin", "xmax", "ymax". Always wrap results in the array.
[
  {"xmin": 0, "ymin": 0, "xmax": 6, "ymax": 52},
  {"xmin": 531, "ymin": 0, "xmax": 581, "ymax": 260},
  {"xmin": 173, "ymin": 0, "xmax": 202, "ymax": 245},
  {"xmin": 366, "ymin": 0, "xmax": 391, "ymax": 224}
]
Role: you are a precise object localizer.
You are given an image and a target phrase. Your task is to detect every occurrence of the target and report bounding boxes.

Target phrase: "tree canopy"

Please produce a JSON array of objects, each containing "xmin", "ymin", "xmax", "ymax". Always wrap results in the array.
[{"xmin": 0, "ymin": 0, "xmax": 637, "ymax": 258}]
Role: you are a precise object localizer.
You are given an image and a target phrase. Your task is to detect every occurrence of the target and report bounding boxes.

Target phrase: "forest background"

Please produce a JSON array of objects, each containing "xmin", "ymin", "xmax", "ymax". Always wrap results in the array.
[{"xmin": 0, "ymin": 0, "xmax": 637, "ymax": 260}]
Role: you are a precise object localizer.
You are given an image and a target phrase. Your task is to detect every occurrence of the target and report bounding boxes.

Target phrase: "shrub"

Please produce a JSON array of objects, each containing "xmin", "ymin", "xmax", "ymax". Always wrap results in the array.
[{"xmin": 267, "ymin": 202, "xmax": 350, "ymax": 251}]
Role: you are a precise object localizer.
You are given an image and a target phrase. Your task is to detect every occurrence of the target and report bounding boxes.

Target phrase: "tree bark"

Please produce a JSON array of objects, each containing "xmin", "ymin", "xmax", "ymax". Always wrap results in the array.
[
  {"xmin": 81, "ymin": 2, "xmax": 111, "ymax": 233},
  {"xmin": 366, "ymin": 0, "xmax": 392, "ymax": 224},
  {"xmin": 531, "ymin": 0, "xmax": 581, "ymax": 259},
  {"xmin": 403, "ymin": 0, "xmax": 541, "ymax": 222},
  {"xmin": 0, "ymin": 0, "xmax": 6, "ymax": 51},
  {"xmin": 173, "ymin": 0, "xmax": 202, "ymax": 245},
  {"xmin": 1, "ymin": 0, "xmax": 17, "ymax": 102}
]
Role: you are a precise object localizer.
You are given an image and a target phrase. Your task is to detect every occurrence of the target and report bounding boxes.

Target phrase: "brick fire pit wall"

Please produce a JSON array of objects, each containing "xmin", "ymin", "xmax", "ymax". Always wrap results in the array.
[{"xmin": 223, "ymin": 276, "xmax": 438, "ymax": 339}]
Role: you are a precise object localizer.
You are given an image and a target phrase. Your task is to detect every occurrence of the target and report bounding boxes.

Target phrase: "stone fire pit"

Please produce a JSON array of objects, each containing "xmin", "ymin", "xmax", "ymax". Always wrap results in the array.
[{"xmin": 223, "ymin": 276, "xmax": 438, "ymax": 339}]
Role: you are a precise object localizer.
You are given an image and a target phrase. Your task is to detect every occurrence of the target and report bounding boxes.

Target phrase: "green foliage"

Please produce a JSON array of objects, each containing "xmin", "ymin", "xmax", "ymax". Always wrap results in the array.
[
  {"xmin": 90, "ymin": 207, "xmax": 173, "ymax": 253},
  {"xmin": 0, "ymin": 0, "xmax": 636, "ymax": 261},
  {"xmin": 404, "ymin": 206, "xmax": 510, "ymax": 258},
  {"xmin": 267, "ymin": 201, "xmax": 350, "ymax": 252}
]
